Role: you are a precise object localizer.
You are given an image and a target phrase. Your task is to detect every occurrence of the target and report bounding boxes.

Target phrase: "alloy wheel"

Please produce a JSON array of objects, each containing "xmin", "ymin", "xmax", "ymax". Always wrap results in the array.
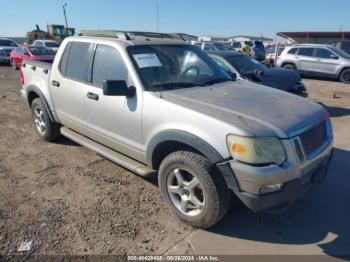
[
  {"xmin": 167, "ymin": 168, "xmax": 205, "ymax": 216},
  {"xmin": 33, "ymin": 107, "xmax": 46, "ymax": 135}
]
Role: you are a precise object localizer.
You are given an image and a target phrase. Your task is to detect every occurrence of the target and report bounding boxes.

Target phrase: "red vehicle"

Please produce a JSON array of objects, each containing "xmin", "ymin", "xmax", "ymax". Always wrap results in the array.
[{"xmin": 10, "ymin": 46, "xmax": 55, "ymax": 70}]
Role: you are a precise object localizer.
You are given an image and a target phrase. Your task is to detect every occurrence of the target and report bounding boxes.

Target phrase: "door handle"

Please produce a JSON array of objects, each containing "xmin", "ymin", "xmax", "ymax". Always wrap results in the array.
[
  {"xmin": 51, "ymin": 80, "xmax": 60, "ymax": 87},
  {"xmin": 87, "ymin": 92, "xmax": 99, "ymax": 101}
]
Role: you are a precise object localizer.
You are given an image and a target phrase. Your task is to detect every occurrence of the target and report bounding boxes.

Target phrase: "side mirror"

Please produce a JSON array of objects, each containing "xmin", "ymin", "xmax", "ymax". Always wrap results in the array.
[
  {"xmin": 226, "ymin": 71, "xmax": 237, "ymax": 81},
  {"xmin": 330, "ymin": 54, "xmax": 339, "ymax": 60},
  {"xmin": 24, "ymin": 52, "xmax": 30, "ymax": 56},
  {"xmin": 103, "ymin": 80, "xmax": 136, "ymax": 97}
]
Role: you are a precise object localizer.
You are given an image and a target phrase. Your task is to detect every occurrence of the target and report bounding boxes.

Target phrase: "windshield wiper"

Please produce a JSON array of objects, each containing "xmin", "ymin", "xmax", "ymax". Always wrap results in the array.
[
  {"xmin": 151, "ymin": 82, "xmax": 197, "ymax": 89},
  {"xmin": 196, "ymin": 78, "xmax": 231, "ymax": 86}
]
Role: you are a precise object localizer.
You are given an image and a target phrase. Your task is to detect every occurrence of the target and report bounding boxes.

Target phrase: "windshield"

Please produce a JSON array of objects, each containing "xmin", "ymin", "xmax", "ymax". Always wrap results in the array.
[
  {"xmin": 45, "ymin": 42, "xmax": 59, "ymax": 48},
  {"xmin": 254, "ymin": 41, "xmax": 265, "ymax": 48},
  {"xmin": 213, "ymin": 42, "xmax": 231, "ymax": 51},
  {"xmin": 29, "ymin": 47, "xmax": 55, "ymax": 56},
  {"xmin": 0, "ymin": 39, "xmax": 17, "ymax": 47},
  {"xmin": 127, "ymin": 45, "xmax": 231, "ymax": 91},
  {"xmin": 226, "ymin": 55, "xmax": 266, "ymax": 76},
  {"xmin": 329, "ymin": 46, "xmax": 350, "ymax": 59}
]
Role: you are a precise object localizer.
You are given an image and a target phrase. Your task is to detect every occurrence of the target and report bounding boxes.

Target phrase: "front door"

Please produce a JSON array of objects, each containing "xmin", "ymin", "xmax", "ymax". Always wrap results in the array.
[
  {"xmin": 313, "ymin": 48, "xmax": 341, "ymax": 76},
  {"xmin": 84, "ymin": 44, "xmax": 143, "ymax": 161}
]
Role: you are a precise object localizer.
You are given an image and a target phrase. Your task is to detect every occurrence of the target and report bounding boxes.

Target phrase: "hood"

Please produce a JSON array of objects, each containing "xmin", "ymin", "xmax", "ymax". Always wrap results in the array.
[
  {"xmin": 161, "ymin": 80, "xmax": 325, "ymax": 138},
  {"xmin": 257, "ymin": 67, "xmax": 305, "ymax": 93}
]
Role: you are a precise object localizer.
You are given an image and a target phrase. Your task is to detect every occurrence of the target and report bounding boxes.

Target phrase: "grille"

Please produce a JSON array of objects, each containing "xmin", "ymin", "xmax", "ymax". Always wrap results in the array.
[{"xmin": 300, "ymin": 121, "xmax": 327, "ymax": 156}]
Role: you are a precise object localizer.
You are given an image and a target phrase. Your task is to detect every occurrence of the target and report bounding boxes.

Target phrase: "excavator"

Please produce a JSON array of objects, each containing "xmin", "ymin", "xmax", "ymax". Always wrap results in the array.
[{"xmin": 26, "ymin": 24, "xmax": 75, "ymax": 44}]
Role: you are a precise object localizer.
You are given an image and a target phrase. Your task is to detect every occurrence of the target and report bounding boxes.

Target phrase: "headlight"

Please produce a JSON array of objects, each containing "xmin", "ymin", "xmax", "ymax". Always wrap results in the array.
[
  {"xmin": 0, "ymin": 49, "xmax": 5, "ymax": 56},
  {"xmin": 226, "ymin": 135, "xmax": 286, "ymax": 165}
]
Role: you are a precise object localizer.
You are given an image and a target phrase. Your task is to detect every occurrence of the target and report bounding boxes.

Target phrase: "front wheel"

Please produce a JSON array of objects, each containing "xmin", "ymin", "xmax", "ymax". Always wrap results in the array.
[
  {"xmin": 282, "ymin": 63, "xmax": 296, "ymax": 70},
  {"xmin": 31, "ymin": 98, "xmax": 60, "ymax": 141},
  {"xmin": 340, "ymin": 69, "xmax": 350, "ymax": 84},
  {"xmin": 158, "ymin": 151, "xmax": 231, "ymax": 228}
]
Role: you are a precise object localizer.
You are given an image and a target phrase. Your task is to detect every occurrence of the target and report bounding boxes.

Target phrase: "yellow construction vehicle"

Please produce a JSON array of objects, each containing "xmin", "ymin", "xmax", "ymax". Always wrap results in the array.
[{"xmin": 26, "ymin": 24, "xmax": 76, "ymax": 44}]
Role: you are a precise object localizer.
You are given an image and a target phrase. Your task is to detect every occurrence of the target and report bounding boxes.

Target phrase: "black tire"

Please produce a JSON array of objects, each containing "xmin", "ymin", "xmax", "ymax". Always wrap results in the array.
[
  {"xmin": 339, "ymin": 69, "xmax": 350, "ymax": 84},
  {"xmin": 11, "ymin": 59, "xmax": 18, "ymax": 70},
  {"xmin": 158, "ymin": 150, "xmax": 231, "ymax": 228},
  {"xmin": 282, "ymin": 63, "xmax": 296, "ymax": 70},
  {"xmin": 31, "ymin": 98, "xmax": 60, "ymax": 141}
]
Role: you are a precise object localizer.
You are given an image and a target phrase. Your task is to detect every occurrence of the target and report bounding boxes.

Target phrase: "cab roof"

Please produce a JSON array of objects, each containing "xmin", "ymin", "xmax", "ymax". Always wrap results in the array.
[{"xmin": 72, "ymin": 30, "xmax": 186, "ymax": 46}]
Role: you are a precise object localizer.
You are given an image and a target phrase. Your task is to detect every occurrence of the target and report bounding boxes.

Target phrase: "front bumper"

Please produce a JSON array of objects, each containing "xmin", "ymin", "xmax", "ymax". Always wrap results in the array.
[
  {"xmin": 217, "ymin": 119, "xmax": 333, "ymax": 212},
  {"xmin": 0, "ymin": 55, "xmax": 10, "ymax": 63},
  {"xmin": 233, "ymin": 150, "xmax": 332, "ymax": 212}
]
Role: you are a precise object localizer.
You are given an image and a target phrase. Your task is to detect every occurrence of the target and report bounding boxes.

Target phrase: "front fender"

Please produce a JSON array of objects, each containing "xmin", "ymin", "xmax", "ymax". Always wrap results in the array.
[{"xmin": 146, "ymin": 129, "xmax": 225, "ymax": 168}]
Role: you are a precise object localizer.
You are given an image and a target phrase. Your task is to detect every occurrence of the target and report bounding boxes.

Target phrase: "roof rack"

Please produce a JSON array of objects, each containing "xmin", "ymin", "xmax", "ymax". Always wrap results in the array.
[{"xmin": 76, "ymin": 30, "xmax": 183, "ymax": 41}]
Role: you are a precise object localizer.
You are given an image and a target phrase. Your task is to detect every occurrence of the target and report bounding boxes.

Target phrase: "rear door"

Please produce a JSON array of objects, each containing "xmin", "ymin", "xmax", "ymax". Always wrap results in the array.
[
  {"xmin": 296, "ymin": 47, "xmax": 316, "ymax": 73},
  {"xmin": 313, "ymin": 48, "xmax": 340, "ymax": 76},
  {"xmin": 50, "ymin": 41, "xmax": 92, "ymax": 135}
]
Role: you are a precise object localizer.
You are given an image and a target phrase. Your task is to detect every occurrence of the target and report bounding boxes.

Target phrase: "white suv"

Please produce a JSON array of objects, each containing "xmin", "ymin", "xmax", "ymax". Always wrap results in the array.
[
  {"xmin": 276, "ymin": 44, "xmax": 350, "ymax": 84},
  {"xmin": 33, "ymin": 40, "xmax": 60, "ymax": 53}
]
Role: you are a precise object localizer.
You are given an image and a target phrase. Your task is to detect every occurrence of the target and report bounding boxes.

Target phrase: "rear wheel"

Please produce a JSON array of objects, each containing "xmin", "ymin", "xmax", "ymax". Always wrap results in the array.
[
  {"xmin": 340, "ymin": 69, "xmax": 350, "ymax": 84},
  {"xmin": 282, "ymin": 63, "xmax": 296, "ymax": 70},
  {"xmin": 31, "ymin": 98, "xmax": 60, "ymax": 141},
  {"xmin": 158, "ymin": 151, "xmax": 231, "ymax": 228}
]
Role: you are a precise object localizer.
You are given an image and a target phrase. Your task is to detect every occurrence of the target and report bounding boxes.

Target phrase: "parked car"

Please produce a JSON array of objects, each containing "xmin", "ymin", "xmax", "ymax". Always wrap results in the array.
[
  {"xmin": 328, "ymin": 40, "xmax": 350, "ymax": 55},
  {"xmin": 33, "ymin": 40, "xmax": 60, "ymax": 53},
  {"xmin": 195, "ymin": 41, "xmax": 232, "ymax": 51},
  {"xmin": 265, "ymin": 47, "xmax": 285, "ymax": 65},
  {"xmin": 276, "ymin": 44, "xmax": 350, "ymax": 84},
  {"xmin": 229, "ymin": 41, "xmax": 243, "ymax": 52},
  {"xmin": 229, "ymin": 40, "xmax": 266, "ymax": 61},
  {"xmin": 207, "ymin": 50, "xmax": 307, "ymax": 96},
  {"xmin": 10, "ymin": 46, "xmax": 55, "ymax": 70},
  {"xmin": 20, "ymin": 30, "xmax": 333, "ymax": 228},
  {"xmin": 0, "ymin": 38, "xmax": 18, "ymax": 64}
]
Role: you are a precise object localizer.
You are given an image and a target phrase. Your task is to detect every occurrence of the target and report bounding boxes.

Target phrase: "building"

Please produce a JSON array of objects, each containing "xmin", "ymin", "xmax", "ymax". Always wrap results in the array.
[
  {"xmin": 229, "ymin": 35, "xmax": 273, "ymax": 45},
  {"xmin": 277, "ymin": 31, "xmax": 350, "ymax": 44},
  {"xmin": 198, "ymin": 35, "xmax": 230, "ymax": 42}
]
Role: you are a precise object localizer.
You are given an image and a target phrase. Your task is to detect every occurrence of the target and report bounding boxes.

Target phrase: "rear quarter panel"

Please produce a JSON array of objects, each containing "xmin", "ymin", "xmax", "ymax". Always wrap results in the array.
[{"xmin": 22, "ymin": 60, "xmax": 54, "ymax": 112}]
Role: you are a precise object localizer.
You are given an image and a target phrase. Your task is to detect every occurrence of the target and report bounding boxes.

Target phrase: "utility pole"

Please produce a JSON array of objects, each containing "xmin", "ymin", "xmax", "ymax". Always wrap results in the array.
[
  {"xmin": 156, "ymin": 1, "xmax": 159, "ymax": 32},
  {"xmin": 63, "ymin": 3, "xmax": 69, "ymax": 30}
]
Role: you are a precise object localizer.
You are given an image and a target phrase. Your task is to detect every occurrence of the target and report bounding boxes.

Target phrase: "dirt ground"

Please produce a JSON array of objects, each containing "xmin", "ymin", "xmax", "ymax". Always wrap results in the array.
[
  {"xmin": 0, "ymin": 64, "xmax": 193, "ymax": 258},
  {"xmin": 0, "ymin": 63, "xmax": 349, "ymax": 258}
]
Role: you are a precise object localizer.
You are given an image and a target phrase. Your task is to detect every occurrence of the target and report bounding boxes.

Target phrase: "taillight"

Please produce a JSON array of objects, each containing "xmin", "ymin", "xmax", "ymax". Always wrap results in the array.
[{"xmin": 20, "ymin": 70, "xmax": 24, "ymax": 86}]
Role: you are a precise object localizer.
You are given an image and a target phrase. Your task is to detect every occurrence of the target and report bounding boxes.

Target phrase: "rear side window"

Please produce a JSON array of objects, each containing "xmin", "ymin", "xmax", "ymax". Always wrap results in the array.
[
  {"xmin": 92, "ymin": 45, "xmax": 128, "ymax": 86},
  {"xmin": 288, "ymin": 48, "xmax": 298, "ymax": 54},
  {"xmin": 65, "ymin": 42, "xmax": 91, "ymax": 82},
  {"xmin": 298, "ymin": 48, "xmax": 314, "ymax": 57},
  {"xmin": 59, "ymin": 42, "xmax": 71, "ymax": 75}
]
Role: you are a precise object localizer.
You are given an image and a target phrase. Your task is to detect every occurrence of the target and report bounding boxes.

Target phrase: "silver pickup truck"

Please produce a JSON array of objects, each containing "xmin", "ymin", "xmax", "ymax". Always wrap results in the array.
[{"xmin": 20, "ymin": 30, "xmax": 333, "ymax": 228}]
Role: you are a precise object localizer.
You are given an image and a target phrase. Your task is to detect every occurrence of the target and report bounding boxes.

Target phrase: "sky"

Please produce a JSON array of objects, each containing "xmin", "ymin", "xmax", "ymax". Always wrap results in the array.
[{"xmin": 1, "ymin": 0, "xmax": 350, "ymax": 39}]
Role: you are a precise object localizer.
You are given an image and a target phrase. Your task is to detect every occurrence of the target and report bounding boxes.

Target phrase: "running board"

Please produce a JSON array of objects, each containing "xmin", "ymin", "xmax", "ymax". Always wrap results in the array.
[{"xmin": 60, "ymin": 127, "xmax": 156, "ymax": 177}]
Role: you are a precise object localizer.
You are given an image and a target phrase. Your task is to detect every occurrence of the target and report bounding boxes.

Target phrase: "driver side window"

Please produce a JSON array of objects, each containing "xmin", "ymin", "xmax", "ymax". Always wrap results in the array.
[{"xmin": 92, "ymin": 45, "xmax": 129, "ymax": 87}]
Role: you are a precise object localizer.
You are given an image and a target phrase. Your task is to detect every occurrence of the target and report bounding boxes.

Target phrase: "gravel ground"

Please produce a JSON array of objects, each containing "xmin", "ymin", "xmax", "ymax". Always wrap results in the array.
[
  {"xmin": 0, "ymin": 64, "xmax": 193, "ymax": 258},
  {"xmin": 0, "ymin": 63, "xmax": 349, "ymax": 258}
]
